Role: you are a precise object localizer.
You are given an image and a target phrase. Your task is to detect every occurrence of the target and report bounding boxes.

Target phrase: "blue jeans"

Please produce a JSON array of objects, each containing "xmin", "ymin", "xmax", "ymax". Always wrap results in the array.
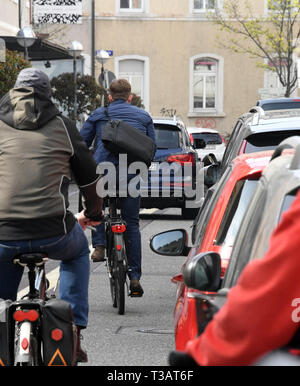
[
  {"xmin": 0, "ymin": 223, "xmax": 90, "ymax": 328},
  {"xmin": 92, "ymin": 195, "xmax": 142, "ymax": 280}
]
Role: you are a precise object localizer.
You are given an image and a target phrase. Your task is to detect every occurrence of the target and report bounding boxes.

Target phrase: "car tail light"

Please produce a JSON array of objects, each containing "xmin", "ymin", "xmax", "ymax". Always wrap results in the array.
[
  {"xmin": 111, "ymin": 224, "xmax": 126, "ymax": 233},
  {"xmin": 220, "ymin": 134, "xmax": 226, "ymax": 144},
  {"xmin": 167, "ymin": 153, "xmax": 195, "ymax": 165},
  {"xmin": 189, "ymin": 134, "xmax": 194, "ymax": 144},
  {"xmin": 13, "ymin": 309, "xmax": 39, "ymax": 322}
]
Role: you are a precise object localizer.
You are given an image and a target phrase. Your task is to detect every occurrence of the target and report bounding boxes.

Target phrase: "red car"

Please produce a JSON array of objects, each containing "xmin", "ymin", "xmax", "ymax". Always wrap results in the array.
[{"xmin": 150, "ymin": 151, "xmax": 272, "ymax": 350}]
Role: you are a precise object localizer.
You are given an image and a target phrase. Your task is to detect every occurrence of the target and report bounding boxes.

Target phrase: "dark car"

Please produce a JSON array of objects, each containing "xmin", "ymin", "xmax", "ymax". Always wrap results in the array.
[
  {"xmin": 207, "ymin": 108, "xmax": 300, "ymax": 186},
  {"xmin": 255, "ymin": 97, "xmax": 300, "ymax": 111},
  {"xmin": 140, "ymin": 117, "xmax": 201, "ymax": 219}
]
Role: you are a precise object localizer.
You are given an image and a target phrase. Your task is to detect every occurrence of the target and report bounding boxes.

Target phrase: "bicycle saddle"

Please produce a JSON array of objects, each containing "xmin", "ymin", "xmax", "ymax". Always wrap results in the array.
[{"xmin": 13, "ymin": 253, "xmax": 48, "ymax": 266}]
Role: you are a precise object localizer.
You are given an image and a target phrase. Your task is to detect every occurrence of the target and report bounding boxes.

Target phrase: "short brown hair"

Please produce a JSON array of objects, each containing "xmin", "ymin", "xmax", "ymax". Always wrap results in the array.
[{"xmin": 109, "ymin": 78, "xmax": 131, "ymax": 100}]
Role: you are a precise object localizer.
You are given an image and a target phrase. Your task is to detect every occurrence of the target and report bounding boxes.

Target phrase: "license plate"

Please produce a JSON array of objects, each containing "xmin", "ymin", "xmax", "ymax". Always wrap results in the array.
[
  {"xmin": 206, "ymin": 145, "xmax": 216, "ymax": 149},
  {"xmin": 149, "ymin": 162, "xmax": 158, "ymax": 171}
]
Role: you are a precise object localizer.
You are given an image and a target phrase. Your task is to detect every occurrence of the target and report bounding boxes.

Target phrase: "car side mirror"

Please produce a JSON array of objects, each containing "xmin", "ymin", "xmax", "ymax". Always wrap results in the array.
[
  {"xmin": 183, "ymin": 252, "xmax": 221, "ymax": 291},
  {"xmin": 204, "ymin": 164, "xmax": 220, "ymax": 187},
  {"xmin": 150, "ymin": 229, "xmax": 191, "ymax": 256}
]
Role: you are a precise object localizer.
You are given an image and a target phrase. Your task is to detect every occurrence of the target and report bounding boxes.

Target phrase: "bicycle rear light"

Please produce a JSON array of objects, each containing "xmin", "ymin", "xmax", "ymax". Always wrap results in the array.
[
  {"xmin": 51, "ymin": 328, "xmax": 64, "ymax": 341},
  {"xmin": 13, "ymin": 309, "xmax": 39, "ymax": 322},
  {"xmin": 111, "ymin": 224, "xmax": 126, "ymax": 233},
  {"xmin": 21, "ymin": 338, "xmax": 29, "ymax": 350}
]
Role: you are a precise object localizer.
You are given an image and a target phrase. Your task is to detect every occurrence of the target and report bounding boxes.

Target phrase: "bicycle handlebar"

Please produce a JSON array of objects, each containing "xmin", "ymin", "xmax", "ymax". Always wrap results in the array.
[{"xmin": 168, "ymin": 351, "xmax": 198, "ymax": 367}]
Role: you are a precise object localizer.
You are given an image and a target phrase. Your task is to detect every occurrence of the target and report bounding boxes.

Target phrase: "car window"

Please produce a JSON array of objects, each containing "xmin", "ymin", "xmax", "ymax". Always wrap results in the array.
[
  {"xmin": 245, "ymin": 130, "xmax": 300, "ymax": 153},
  {"xmin": 154, "ymin": 125, "xmax": 180, "ymax": 149},
  {"xmin": 222, "ymin": 183, "xmax": 268, "ymax": 288},
  {"xmin": 191, "ymin": 133, "xmax": 222, "ymax": 148},
  {"xmin": 192, "ymin": 166, "xmax": 232, "ymax": 246},
  {"xmin": 221, "ymin": 121, "xmax": 243, "ymax": 168},
  {"xmin": 261, "ymin": 102, "xmax": 300, "ymax": 111},
  {"xmin": 214, "ymin": 179, "xmax": 258, "ymax": 247},
  {"xmin": 278, "ymin": 188, "xmax": 299, "ymax": 222}
]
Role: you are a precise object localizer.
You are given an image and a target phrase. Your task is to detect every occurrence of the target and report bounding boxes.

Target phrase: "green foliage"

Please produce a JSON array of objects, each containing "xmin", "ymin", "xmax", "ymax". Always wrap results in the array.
[
  {"xmin": 130, "ymin": 93, "xmax": 145, "ymax": 108},
  {"xmin": 210, "ymin": 0, "xmax": 300, "ymax": 96},
  {"xmin": 0, "ymin": 49, "xmax": 31, "ymax": 99},
  {"xmin": 51, "ymin": 72, "xmax": 106, "ymax": 120}
]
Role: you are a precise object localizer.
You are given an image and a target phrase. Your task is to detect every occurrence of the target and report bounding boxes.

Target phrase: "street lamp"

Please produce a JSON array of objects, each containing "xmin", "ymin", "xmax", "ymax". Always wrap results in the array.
[
  {"xmin": 68, "ymin": 40, "xmax": 83, "ymax": 122},
  {"xmin": 16, "ymin": 26, "xmax": 36, "ymax": 61},
  {"xmin": 96, "ymin": 49, "xmax": 110, "ymax": 105}
]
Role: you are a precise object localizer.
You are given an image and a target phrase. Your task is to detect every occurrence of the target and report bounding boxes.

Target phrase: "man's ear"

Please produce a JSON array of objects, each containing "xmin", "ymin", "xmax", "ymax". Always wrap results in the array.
[
  {"xmin": 127, "ymin": 94, "xmax": 133, "ymax": 103},
  {"xmin": 108, "ymin": 95, "xmax": 114, "ymax": 102}
]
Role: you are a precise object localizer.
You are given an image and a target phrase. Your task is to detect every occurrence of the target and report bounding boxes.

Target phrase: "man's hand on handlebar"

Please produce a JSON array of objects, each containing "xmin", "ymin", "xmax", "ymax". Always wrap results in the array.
[{"xmin": 75, "ymin": 210, "xmax": 103, "ymax": 231}]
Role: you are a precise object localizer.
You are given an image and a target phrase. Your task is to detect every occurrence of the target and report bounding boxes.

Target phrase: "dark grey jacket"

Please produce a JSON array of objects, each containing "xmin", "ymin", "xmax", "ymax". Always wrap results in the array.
[{"xmin": 0, "ymin": 86, "xmax": 102, "ymax": 240}]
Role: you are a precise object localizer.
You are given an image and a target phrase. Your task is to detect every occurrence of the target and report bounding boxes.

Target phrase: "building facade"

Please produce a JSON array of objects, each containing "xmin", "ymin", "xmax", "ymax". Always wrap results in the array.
[{"xmin": 4, "ymin": 0, "xmax": 300, "ymax": 135}]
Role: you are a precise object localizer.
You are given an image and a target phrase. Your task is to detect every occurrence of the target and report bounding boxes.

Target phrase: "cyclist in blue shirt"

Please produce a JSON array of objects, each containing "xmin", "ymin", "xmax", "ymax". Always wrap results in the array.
[{"xmin": 80, "ymin": 79, "xmax": 156, "ymax": 296}]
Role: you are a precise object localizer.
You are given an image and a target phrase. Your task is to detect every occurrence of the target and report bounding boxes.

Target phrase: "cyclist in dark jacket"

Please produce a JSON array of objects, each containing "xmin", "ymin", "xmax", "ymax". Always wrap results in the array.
[
  {"xmin": 0, "ymin": 68, "xmax": 103, "ymax": 363},
  {"xmin": 80, "ymin": 78, "xmax": 156, "ymax": 296}
]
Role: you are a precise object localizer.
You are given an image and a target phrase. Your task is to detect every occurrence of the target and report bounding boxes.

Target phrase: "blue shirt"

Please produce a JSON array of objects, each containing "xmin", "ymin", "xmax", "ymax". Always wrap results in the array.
[{"xmin": 80, "ymin": 99, "xmax": 156, "ymax": 165}]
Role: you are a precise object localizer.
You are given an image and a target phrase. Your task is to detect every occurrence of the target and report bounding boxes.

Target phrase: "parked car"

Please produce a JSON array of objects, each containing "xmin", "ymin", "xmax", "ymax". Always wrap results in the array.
[
  {"xmin": 140, "ymin": 116, "xmax": 201, "ymax": 219},
  {"xmin": 207, "ymin": 108, "xmax": 300, "ymax": 186},
  {"xmin": 255, "ymin": 97, "xmax": 300, "ymax": 111},
  {"xmin": 179, "ymin": 137, "xmax": 300, "ymax": 353},
  {"xmin": 150, "ymin": 150, "xmax": 272, "ymax": 350},
  {"xmin": 186, "ymin": 127, "xmax": 226, "ymax": 162}
]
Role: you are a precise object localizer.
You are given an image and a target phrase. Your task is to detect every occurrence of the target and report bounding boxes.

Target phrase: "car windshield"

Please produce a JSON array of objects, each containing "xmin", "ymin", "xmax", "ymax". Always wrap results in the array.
[
  {"xmin": 245, "ymin": 130, "xmax": 300, "ymax": 153},
  {"xmin": 261, "ymin": 102, "xmax": 300, "ymax": 111},
  {"xmin": 215, "ymin": 179, "xmax": 258, "ymax": 247},
  {"xmin": 154, "ymin": 125, "xmax": 180, "ymax": 149},
  {"xmin": 190, "ymin": 133, "xmax": 222, "ymax": 149}
]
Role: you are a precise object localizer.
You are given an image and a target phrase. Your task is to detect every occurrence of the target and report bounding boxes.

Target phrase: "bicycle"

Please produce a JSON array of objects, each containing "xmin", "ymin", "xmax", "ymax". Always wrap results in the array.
[
  {"xmin": 104, "ymin": 197, "xmax": 130, "ymax": 315},
  {"xmin": 2, "ymin": 253, "xmax": 77, "ymax": 366}
]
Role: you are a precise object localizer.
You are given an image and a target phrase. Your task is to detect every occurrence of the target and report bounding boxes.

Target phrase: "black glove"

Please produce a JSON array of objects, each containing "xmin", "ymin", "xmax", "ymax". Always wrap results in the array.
[{"xmin": 168, "ymin": 351, "xmax": 198, "ymax": 367}]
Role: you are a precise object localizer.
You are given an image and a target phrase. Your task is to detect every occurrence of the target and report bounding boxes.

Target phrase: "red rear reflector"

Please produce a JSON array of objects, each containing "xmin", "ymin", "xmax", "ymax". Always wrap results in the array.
[
  {"xmin": 21, "ymin": 338, "xmax": 29, "ymax": 350},
  {"xmin": 111, "ymin": 224, "xmax": 126, "ymax": 233},
  {"xmin": 51, "ymin": 329, "xmax": 64, "ymax": 341},
  {"xmin": 116, "ymin": 244, "xmax": 122, "ymax": 251},
  {"xmin": 13, "ymin": 309, "xmax": 39, "ymax": 322}
]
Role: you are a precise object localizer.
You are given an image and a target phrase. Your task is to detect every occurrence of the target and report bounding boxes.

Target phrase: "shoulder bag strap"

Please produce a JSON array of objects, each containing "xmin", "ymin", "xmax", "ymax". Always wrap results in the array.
[{"xmin": 104, "ymin": 106, "xmax": 112, "ymax": 123}]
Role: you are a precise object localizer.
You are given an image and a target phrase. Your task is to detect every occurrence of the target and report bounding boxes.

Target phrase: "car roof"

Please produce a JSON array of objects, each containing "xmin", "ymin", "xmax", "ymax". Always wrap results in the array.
[
  {"xmin": 186, "ymin": 127, "xmax": 219, "ymax": 134},
  {"xmin": 231, "ymin": 150, "xmax": 273, "ymax": 175},
  {"xmin": 241, "ymin": 109, "xmax": 300, "ymax": 137},
  {"xmin": 257, "ymin": 97, "xmax": 300, "ymax": 105},
  {"xmin": 152, "ymin": 116, "xmax": 185, "ymax": 130}
]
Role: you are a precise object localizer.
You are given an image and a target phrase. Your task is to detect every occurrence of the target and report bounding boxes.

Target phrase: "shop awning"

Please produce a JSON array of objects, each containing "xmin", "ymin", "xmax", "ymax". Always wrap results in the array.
[{"xmin": 1, "ymin": 36, "xmax": 73, "ymax": 61}]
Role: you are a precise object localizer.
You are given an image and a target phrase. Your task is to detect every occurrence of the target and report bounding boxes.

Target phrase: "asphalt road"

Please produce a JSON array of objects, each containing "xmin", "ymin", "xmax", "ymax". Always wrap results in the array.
[{"xmin": 17, "ymin": 184, "xmax": 194, "ymax": 366}]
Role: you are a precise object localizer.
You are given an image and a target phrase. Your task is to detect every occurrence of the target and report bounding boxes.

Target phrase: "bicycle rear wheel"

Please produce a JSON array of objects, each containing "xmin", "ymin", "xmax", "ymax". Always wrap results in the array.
[
  {"xmin": 115, "ymin": 261, "xmax": 126, "ymax": 315},
  {"xmin": 109, "ymin": 269, "xmax": 117, "ymax": 308}
]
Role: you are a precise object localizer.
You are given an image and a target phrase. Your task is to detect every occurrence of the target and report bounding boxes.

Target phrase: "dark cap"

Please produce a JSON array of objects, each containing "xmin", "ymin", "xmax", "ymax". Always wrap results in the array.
[{"xmin": 14, "ymin": 68, "xmax": 52, "ymax": 97}]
